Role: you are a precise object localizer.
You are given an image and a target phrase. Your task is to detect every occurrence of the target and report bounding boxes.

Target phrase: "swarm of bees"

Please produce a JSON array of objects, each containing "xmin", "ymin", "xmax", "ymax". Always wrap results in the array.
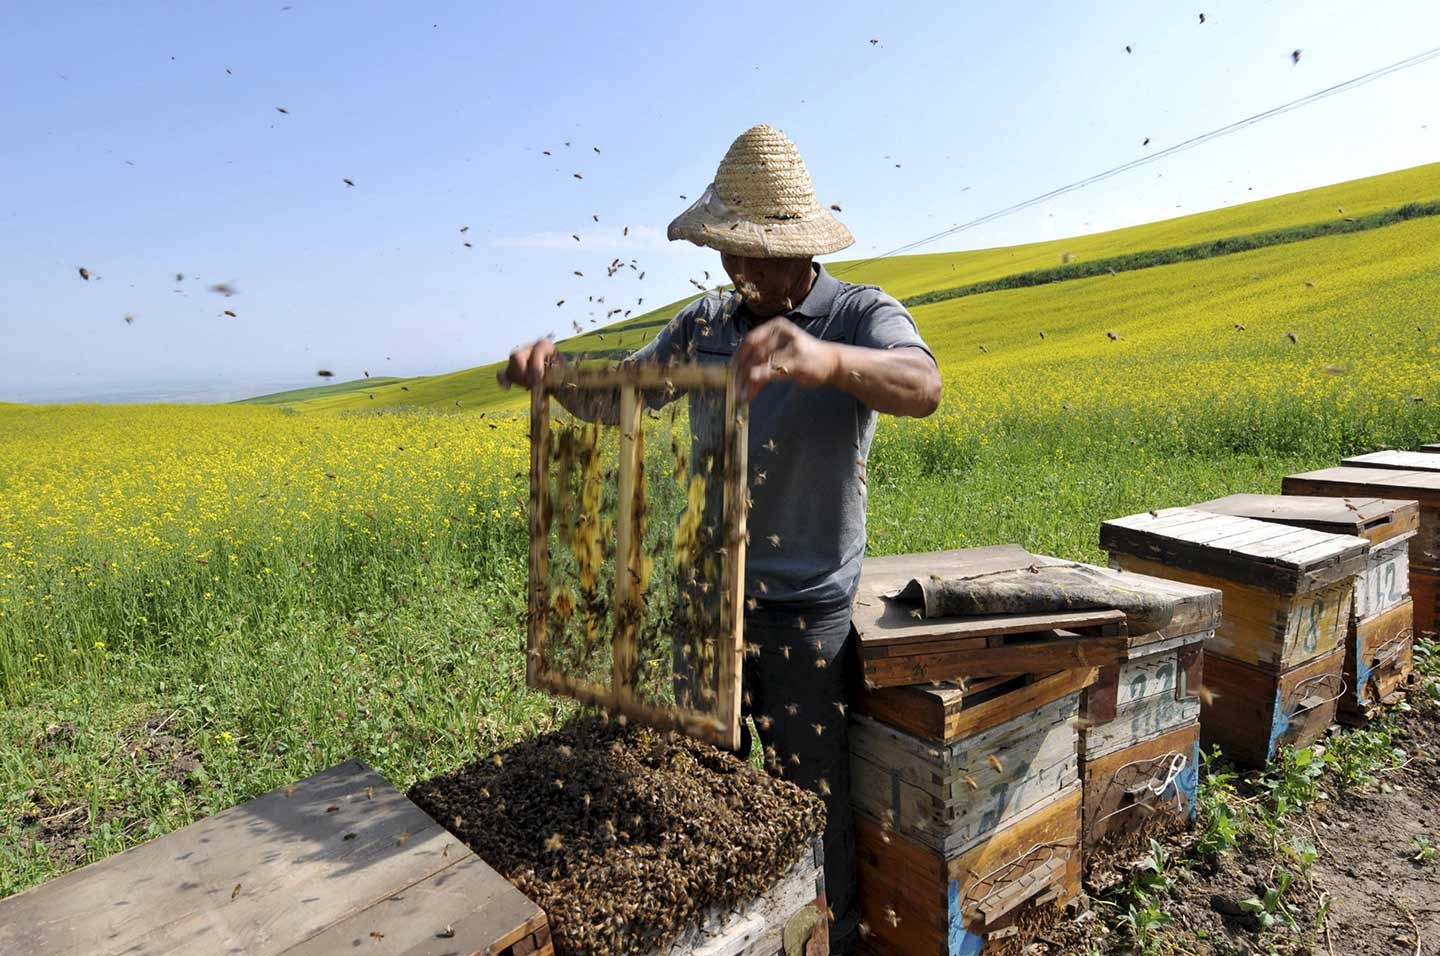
[{"xmin": 408, "ymin": 716, "xmax": 825, "ymax": 956}]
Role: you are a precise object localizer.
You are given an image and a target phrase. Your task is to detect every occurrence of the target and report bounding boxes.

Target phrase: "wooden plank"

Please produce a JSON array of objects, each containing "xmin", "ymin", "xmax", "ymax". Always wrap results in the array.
[
  {"xmin": 1110, "ymin": 554, "xmax": 1351, "ymax": 669},
  {"xmin": 1200, "ymin": 648, "xmax": 1346, "ymax": 769},
  {"xmin": 1412, "ymin": 567, "xmax": 1440, "ymax": 637},
  {"xmin": 1080, "ymin": 692, "xmax": 1201, "ymax": 760},
  {"xmin": 1101, "ymin": 508, "xmax": 1368, "ymax": 592},
  {"xmin": 526, "ymin": 383, "xmax": 551, "ymax": 690},
  {"xmin": 612, "ymin": 385, "xmax": 642, "ymax": 699},
  {"xmin": 1283, "ymin": 467, "xmax": 1440, "ymax": 508},
  {"xmin": 861, "ymin": 635, "xmax": 1128, "ymax": 688},
  {"xmin": 854, "ymin": 786, "xmax": 1082, "ymax": 956},
  {"xmin": 714, "ymin": 372, "xmax": 748, "ymax": 753},
  {"xmin": 1354, "ymin": 537, "xmax": 1411, "ymax": 620},
  {"xmin": 857, "ymin": 669, "xmax": 1096, "ymax": 744},
  {"xmin": 1342, "ymin": 449, "xmax": 1440, "ymax": 472},
  {"xmin": 543, "ymin": 361, "xmax": 730, "ymax": 391},
  {"xmin": 1081, "ymin": 722, "xmax": 1200, "ymax": 849},
  {"xmin": 0, "ymin": 761, "xmax": 546, "ymax": 956},
  {"xmin": 855, "ymin": 604, "xmax": 1125, "ymax": 650},
  {"xmin": 1194, "ymin": 493, "xmax": 1419, "ymax": 545},
  {"xmin": 1341, "ymin": 598, "xmax": 1415, "ymax": 720}
]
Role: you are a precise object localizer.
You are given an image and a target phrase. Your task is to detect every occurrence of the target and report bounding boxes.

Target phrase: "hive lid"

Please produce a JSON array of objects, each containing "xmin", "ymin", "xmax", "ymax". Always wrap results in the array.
[
  {"xmin": 1194, "ymin": 492, "xmax": 1420, "ymax": 546},
  {"xmin": 852, "ymin": 545, "xmax": 1127, "ymax": 648},
  {"xmin": 1342, "ymin": 449, "xmax": 1440, "ymax": 473},
  {"xmin": 1283, "ymin": 466, "xmax": 1440, "ymax": 508},
  {"xmin": 1029, "ymin": 554, "xmax": 1222, "ymax": 640},
  {"xmin": 1100, "ymin": 507, "xmax": 1369, "ymax": 593}
]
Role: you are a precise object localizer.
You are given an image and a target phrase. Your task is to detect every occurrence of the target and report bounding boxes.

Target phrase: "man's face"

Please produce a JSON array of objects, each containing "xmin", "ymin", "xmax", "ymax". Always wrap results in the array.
[{"xmin": 720, "ymin": 253, "xmax": 813, "ymax": 319}]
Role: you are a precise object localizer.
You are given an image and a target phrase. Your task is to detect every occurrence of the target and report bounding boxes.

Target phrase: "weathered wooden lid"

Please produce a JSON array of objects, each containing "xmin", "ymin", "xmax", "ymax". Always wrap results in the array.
[
  {"xmin": 1100, "ymin": 507, "xmax": 1369, "ymax": 592},
  {"xmin": 1341, "ymin": 449, "xmax": 1440, "ymax": 473},
  {"xmin": 851, "ymin": 544, "xmax": 1125, "ymax": 648},
  {"xmin": 1194, "ymin": 492, "xmax": 1420, "ymax": 546},
  {"xmin": 1283, "ymin": 466, "xmax": 1440, "ymax": 508},
  {"xmin": 0, "ymin": 760, "xmax": 548, "ymax": 956}
]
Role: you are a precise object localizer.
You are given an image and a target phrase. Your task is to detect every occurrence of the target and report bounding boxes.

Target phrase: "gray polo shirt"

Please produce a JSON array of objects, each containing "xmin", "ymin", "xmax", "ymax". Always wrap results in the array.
[{"xmin": 629, "ymin": 265, "xmax": 934, "ymax": 605}]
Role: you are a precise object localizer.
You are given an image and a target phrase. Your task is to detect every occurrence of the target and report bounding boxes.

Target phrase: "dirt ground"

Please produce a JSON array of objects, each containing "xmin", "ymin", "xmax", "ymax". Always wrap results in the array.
[{"xmin": 1041, "ymin": 702, "xmax": 1440, "ymax": 955}]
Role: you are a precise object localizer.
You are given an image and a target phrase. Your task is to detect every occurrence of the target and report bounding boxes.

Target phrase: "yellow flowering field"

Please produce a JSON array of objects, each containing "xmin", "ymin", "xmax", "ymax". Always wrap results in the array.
[{"xmin": 0, "ymin": 403, "xmax": 528, "ymax": 700}]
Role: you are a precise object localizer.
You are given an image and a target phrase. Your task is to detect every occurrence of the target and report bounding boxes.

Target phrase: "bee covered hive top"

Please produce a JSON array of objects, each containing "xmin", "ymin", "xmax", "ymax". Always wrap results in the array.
[{"xmin": 409, "ymin": 718, "xmax": 825, "ymax": 956}]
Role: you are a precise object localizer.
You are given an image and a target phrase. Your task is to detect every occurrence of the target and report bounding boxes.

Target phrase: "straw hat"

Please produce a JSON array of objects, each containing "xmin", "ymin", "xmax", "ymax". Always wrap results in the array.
[{"xmin": 667, "ymin": 125, "xmax": 854, "ymax": 258}]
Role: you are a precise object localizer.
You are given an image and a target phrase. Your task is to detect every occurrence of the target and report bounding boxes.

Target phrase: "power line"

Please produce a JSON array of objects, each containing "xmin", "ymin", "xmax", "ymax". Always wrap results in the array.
[{"xmin": 832, "ymin": 44, "xmax": 1440, "ymax": 276}]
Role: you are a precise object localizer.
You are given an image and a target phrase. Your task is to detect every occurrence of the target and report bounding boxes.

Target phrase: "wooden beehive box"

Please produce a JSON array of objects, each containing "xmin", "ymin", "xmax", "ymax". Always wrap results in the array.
[
  {"xmin": 855, "ymin": 786, "xmax": 1082, "ymax": 956},
  {"xmin": 1101, "ymin": 508, "xmax": 1367, "ymax": 767},
  {"xmin": 528, "ymin": 362, "xmax": 747, "ymax": 750},
  {"xmin": 1100, "ymin": 508, "xmax": 1366, "ymax": 670},
  {"xmin": 0, "ymin": 760, "xmax": 553, "ymax": 956},
  {"xmin": 851, "ymin": 546, "xmax": 1130, "ymax": 689},
  {"xmin": 1282, "ymin": 467, "xmax": 1440, "ymax": 637},
  {"xmin": 850, "ymin": 668, "xmax": 1094, "ymax": 856},
  {"xmin": 1341, "ymin": 449, "xmax": 1440, "ymax": 473},
  {"xmin": 1058, "ymin": 565, "xmax": 1215, "ymax": 849},
  {"xmin": 1194, "ymin": 494, "xmax": 1419, "ymax": 722}
]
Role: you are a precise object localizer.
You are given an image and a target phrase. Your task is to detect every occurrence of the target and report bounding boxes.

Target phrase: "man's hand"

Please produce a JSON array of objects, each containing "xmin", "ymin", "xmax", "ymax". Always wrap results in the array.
[
  {"xmin": 732, "ymin": 318, "xmax": 839, "ymax": 403},
  {"xmin": 498, "ymin": 338, "xmax": 564, "ymax": 389}
]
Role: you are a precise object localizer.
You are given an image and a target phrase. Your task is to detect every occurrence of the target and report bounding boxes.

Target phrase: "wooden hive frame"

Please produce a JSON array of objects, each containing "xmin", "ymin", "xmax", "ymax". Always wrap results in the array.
[{"xmin": 527, "ymin": 362, "xmax": 747, "ymax": 751}]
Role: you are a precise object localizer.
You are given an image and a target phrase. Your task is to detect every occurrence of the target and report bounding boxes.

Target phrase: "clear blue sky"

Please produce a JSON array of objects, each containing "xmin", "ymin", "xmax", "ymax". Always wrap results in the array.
[{"xmin": 2, "ymin": 0, "xmax": 1436, "ymax": 403}]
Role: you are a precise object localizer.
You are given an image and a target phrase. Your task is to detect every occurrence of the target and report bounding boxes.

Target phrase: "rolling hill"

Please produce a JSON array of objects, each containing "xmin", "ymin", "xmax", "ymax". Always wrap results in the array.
[{"xmin": 244, "ymin": 160, "xmax": 1440, "ymax": 415}]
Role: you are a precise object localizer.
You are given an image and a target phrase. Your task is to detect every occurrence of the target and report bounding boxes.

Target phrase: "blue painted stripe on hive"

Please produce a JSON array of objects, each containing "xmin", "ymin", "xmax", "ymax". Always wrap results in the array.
[
  {"xmin": 949, "ymin": 878, "xmax": 986, "ymax": 955},
  {"xmin": 1352, "ymin": 635, "xmax": 1373, "ymax": 708},
  {"xmin": 1266, "ymin": 686, "xmax": 1290, "ymax": 762},
  {"xmin": 1177, "ymin": 740, "xmax": 1201, "ymax": 821}
]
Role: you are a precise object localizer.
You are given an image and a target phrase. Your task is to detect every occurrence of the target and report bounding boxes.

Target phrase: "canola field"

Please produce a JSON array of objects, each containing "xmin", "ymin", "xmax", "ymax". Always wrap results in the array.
[{"xmin": 3, "ymin": 164, "xmax": 1439, "ymax": 897}]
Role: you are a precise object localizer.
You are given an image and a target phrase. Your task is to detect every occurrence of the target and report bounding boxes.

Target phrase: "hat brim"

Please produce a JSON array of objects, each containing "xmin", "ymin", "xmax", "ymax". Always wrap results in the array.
[{"xmin": 666, "ymin": 184, "xmax": 854, "ymax": 258}]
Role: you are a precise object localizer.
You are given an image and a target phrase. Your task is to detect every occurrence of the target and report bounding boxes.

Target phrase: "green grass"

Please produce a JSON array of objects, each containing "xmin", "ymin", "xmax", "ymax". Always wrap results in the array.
[
  {"xmin": 242, "ymin": 375, "xmax": 405, "ymax": 405},
  {"xmin": 5, "ymin": 161, "xmax": 1440, "ymax": 901}
]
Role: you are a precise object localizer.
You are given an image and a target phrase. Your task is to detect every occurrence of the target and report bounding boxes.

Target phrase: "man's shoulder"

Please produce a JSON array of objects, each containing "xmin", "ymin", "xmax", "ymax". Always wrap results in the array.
[{"xmin": 830, "ymin": 278, "xmax": 905, "ymax": 315}]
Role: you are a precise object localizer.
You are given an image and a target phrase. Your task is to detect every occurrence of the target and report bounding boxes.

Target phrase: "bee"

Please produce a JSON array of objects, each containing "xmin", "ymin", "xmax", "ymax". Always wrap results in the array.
[
  {"xmin": 344, "ymin": 832, "xmax": 357, "ymax": 841},
  {"xmin": 542, "ymin": 150, "xmax": 550, "ymax": 156},
  {"xmin": 592, "ymin": 213, "xmax": 599, "ymax": 222},
  {"xmin": 463, "ymin": 241, "xmax": 472, "ymax": 248},
  {"xmin": 812, "ymin": 722, "xmax": 824, "ymax": 736},
  {"xmin": 77, "ymin": 266, "xmax": 91, "ymax": 280},
  {"xmin": 572, "ymin": 234, "xmax": 580, "ymax": 242},
  {"xmin": 325, "ymin": 805, "xmax": 339, "ymax": 813},
  {"xmin": 859, "ymin": 921, "xmax": 872, "ymax": 939},
  {"xmin": 1198, "ymin": 12, "xmax": 1205, "ymax": 23},
  {"xmin": 754, "ymin": 469, "xmax": 767, "ymax": 485},
  {"xmin": 1197, "ymin": 684, "xmax": 1220, "ymax": 705},
  {"xmin": 558, "ymin": 744, "xmax": 573, "ymax": 758},
  {"xmin": 574, "ymin": 271, "xmax": 584, "ymax": 277},
  {"xmin": 785, "ymin": 703, "xmax": 799, "ymax": 716},
  {"xmin": 1291, "ymin": 49, "xmax": 1302, "ymax": 64},
  {"xmin": 437, "ymin": 925, "xmax": 455, "ymax": 939},
  {"xmin": 908, "ymin": 608, "xmax": 923, "ymax": 620},
  {"xmin": 231, "ymin": 883, "xmax": 242, "ymax": 899},
  {"xmin": 369, "ymin": 931, "xmax": 384, "ymax": 941},
  {"xmin": 767, "ymin": 533, "xmax": 782, "ymax": 548},
  {"xmin": 964, "ymin": 775, "xmax": 978, "ymax": 790},
  {"xmin": 342, "ymin": 178, "xmax": 354, "ymax": 187},
  {"xmin": 175, "ymin": 273, "xmax": 184, "ymax": 282},
  {"xmin": 788, "ymin": 753, "xmax": 801, "ymax": 767},
  {"xmin": 1106, "ymin": 330, "xmax": 1120, "ymax": 341},
  {"xmin": 492, "ymin": 754, "xmax": 504, "ymax": 767},
  {"xmin": 573, "ymin": 173, "xmax": 583, "ymax": 180},
  {"xmin": 285, "ymin": 784, "xmax": 298, "ymax": 797},
  {"xmin": 756, "ymin": 714, "xmax": 774, "ymax": 730},
  {"xmin": 819, "ymin": 777, "xmax": 832, "ymax": 796},
  {"xmin": 781, "ymin": 644, "xmax": 790, "ymax": 660},
  {"xmin": 592, "ymin": 146, "xmax": 601, "ymax": 154},
  {"xmin": 395, "ymin": 831, "xmax": 411, "ymax": 845},
  {"xmin": 123, "ymin": 314, "xmax": 134, "ymax": 325},
  {"xmin": 209, "ymin": 282, "xmax": 236, "ymax": 297},
  {"xmin": 1234, "ymin": 323, "xmax": 1246, "ymax": 331},
  {"xmin": 275, "ymin": 106, "xmax": 289, "ymax": 114},
  {"xmin": 884, "ymin": 904, "xmax": 900, "ymax": 927},
  {"xmin": 988, "ymin": 754, "xmax": 1003, "ymax": 772},
  {"xmin": 978, "ymin": 344, "xmax": 988, "ymax": 353},
  {"xmin": 1286, "ymin": 331, "xmax": 1299, "ymax": 344},
  {"xmin": 1125, "ymin": 45, "xmax": 1132, "ymax": 53},
  {"xmin": 624, "ymin": 226, "xmax": 629, "ymax": 236},
  {"xmin": 554, "ymin": 777, "xmax": 565, "ymax": 789},
  {"xmin": 223, "ymin": 310, "xmax": 236, "ymax": 317},
  {"xmin": 763, "ymin": 437, "xmax": 778, "ymax": 452},
  {"xmin": 400, "ymin": 386, "xmax": 409, "ymax": 391},
  {"xmin": 796, "ymin": 616, "xmax": 807, "ymax": 631},
  {"xmin": 815, "ymin": 657, "xmax": 827, "ymax": 669},
  {"xmin": 830, "ymin": 203, "xmax": 842, "ymax": 212}
]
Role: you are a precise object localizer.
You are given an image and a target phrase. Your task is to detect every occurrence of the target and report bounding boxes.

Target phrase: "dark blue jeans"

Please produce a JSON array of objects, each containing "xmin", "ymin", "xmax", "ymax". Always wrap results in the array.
[{"xmin": 738, "ymin": 596, "xmax": 858, "ymax": 953}]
